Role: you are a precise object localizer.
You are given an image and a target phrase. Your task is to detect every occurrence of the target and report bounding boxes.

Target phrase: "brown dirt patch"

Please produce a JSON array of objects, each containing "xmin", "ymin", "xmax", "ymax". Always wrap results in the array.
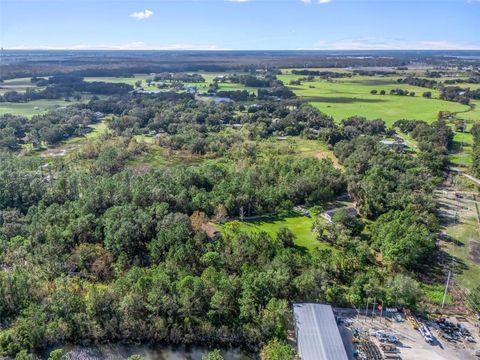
[{"xmin": 469, "ymin": 240, "xmax": 480, "ymax": 265}]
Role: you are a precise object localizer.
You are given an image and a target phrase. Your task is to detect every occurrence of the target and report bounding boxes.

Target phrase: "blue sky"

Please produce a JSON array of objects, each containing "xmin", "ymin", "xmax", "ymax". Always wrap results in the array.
[{"xmin": 1, "ymin": 0, "xmax": 479, "ymax": 50}]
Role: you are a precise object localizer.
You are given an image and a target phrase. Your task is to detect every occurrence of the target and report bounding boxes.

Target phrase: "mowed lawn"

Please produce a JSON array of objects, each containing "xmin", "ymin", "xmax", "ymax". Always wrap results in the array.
[
  {"xmin": 278, "ymin": 73, "xmax": 471, "ymax": 125},
  {"xmin": 449, "ymin": 130, "xmax": 474, "ymax": 168},
  {"xmin": 220, "ymin": 212, "xmax": 328, "ymax": 252}
]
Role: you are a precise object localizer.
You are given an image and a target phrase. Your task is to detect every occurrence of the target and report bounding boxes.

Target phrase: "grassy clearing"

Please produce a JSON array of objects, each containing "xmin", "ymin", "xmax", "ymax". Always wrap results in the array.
[
  {"xmin": 449, "ymin": 129, "xmax": 474, "ymax": 168},
  {"xmin": 422, "ymin": 283, "xmax": 453, "ymax": 305},
  {"xmin": 256, "ymin": 137, "xmax": 340, "ymax": 168},
  {"xmin": 0, "ymin": 99, "xmax": 78, "ymax": 117},
  {"xmin": 84, "ymin": 72, "xmax": 258, "ymax": 95},
  {"xmin": 0, "ymin": 77, "xmax": 42, "ymax": 95},
  {"xmin": 457, "ymin": 100, "xmax": 480, "ymax": 122},
  {"xmin": 0, "ymin": 95, "xmax": 105, "ymax": 118},
  {"xmin": 84, "ymin": 74, "xmax": 158, "ymax": 91},
  {"xmin": 279, "ymin": 72, "xmax": 471, "ymax": 125},
  {"xmin": 220, "ymin": 211, "xmax": 328, "ymax": 252},
  {"xmin": 440, "ymin": 182, "xmax": 480, "ymax": 293}
]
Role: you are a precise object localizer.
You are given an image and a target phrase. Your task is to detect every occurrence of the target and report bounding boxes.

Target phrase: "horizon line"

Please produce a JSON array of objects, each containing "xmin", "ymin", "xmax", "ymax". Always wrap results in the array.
[{"xmin": 2, "ymin": 48, "xmax": 480, "ymax": 51}]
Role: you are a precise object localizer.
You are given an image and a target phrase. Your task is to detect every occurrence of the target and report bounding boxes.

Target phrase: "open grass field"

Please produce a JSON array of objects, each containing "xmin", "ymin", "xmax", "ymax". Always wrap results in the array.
[
  {"xmin": 438, "ymin": 177, "xmax": 480, "ymax": 293},
  {"xmin": 0, "ymin": 77, "xmax": 43, "ymax": 95},
  {"xmin": 84, "ymin": 72, "xmax": 258, "ymax": 95},
  {"xmin": 256, "ymin": 137, "xmax": 340, "ymax": 167},
  {"xmin": 220, "ymin": 211, "xmax": 328, "ymax": 252},
  {"xmin": 449, "ymin": 130, "xmax": 474, "ymax": 168},
  {"xmin": 0, "ymin": 96, "xmax": 105, "ymax": 117},
  {"xmin": 445, "ymin": 208, "xmax": 480, "ymax": 292},
  {"xmin": 0, "ymin": 99, "xmax": 76, "ymax": 117},
  {"xmin": 84, "ymin": 75, "xmax": 159, "ymax": 91},
  {"xmin": 422, "ymin": 283, "xmax": 453, "ymax": 305},
  {"xmin": 457, "ymin": 100, "xmax": 480, "ymax": 122},
  {"xmin": 279, "ymin": 73, "xmax": 471, "ymax": 125}
]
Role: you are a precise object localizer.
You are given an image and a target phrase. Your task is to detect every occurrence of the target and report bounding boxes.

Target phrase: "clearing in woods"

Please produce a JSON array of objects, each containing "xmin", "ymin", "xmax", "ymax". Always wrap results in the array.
[{"xmin": 220, "ymin": 212, "xmax": 324, "ymax": 252}]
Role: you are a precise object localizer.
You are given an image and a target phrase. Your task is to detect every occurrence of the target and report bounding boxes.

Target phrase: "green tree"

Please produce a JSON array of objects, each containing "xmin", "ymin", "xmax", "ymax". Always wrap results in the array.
[
  {"xmin": 127, "ymin": 355, "xmax": 145, "ymax": 360},
  {"xmin": 48, "ymin": 349, "xmax": 67, "ymax": 360},
  {"xmin": 202, "ymin": 349, "xmax": 224, "ymax": 360},
  {"xmin": 386, "ymin": 274, "xmax": 423, "ymax": 309},
  {"xmin": 276, "ymin": 227, "xmax": 295, "ymax": 247},
  {"xmin": 370, "ymin": 208, "xmax": 437, "ymax": 270},
  {"xmin": 15, "ymin": 350, "xmax": 36, "ymax": 360},
  {"xmin": 260, "ymin": 339, "xmax": 297, "ymax": 360}
]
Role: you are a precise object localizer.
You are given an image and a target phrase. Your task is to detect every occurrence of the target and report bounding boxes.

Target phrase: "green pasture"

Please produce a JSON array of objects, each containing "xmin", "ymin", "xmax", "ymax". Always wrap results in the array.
[
  {"xmin": 84, "ymin": 72, "xmax": 259, "ymax": 94},
  {"xmin": 457, "ymin": 100, "xmax": 480, "ymax": 122},
  {"xmin": 449, "ymin": 129, "xmax": 473, "ymax": 167},
  {"xmin": 0, "ymin": 77, "xmax": 42, "ymax": 95},
  {"xmin": 422, "ymin": 283, "xmax": 453, "ymax": 305},
  {"xmin": 216, "ymin": 82, "xmax": 258, "ymax": 94},
  {"xmin": 0, "ymin": 99, "xmax": 74, "ymax": 117},
  {"xmin": 84, "ymin": 75, "xmax": 159, "ymax": 91},
  {"xmin": 278, "ymin": 73, "xmax": 471, "ymax": 125},
  {"xmin": 220, "ymin": 211, "xmax": 328, "ymax": 252},
  {"xmin": 259, "ymin": 137, "xmax": 340, "ymax": 167},
  {"xmin": 443, "ymin": 191, "xmax": 480, "ymax": 292},
  {"xmin": 0, "ymin": 96, "xmax": 104, "ymax": 117}
]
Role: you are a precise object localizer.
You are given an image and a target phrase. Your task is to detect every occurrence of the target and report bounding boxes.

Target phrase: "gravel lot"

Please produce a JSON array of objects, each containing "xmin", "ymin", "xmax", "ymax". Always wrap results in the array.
[{"xmin": 334, "ymin": 308, "xmax": 480, "ymax": 360}]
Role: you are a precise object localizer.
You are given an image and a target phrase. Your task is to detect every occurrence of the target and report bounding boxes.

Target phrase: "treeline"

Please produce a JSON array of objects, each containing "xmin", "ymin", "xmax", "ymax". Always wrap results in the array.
[
  {"xmin": 444, "ymin": 75, "xmax": 480, "ymax": 85},
  {"xmin": 291, "ymin": 70, "xmax": 352, "ymax": 78},
  {"xmin": 0, "ymin": 94, "xmax": 334, "ymax": 152},
  {"xmin": 226, "ymin": 74, "xmax": 277, "ymax": 88},
  {"xmin": 213, "ymin": 90, "xmax": 256, "ymax": 101},
  {"xmin": 0, "ymin": 106, "xmax": 99, "ymax": 150},
  {"xmin": 97, "ymin": 97, "xmax": 334, "ymax": 140},
  {"xmin": 440, "ymin": 86, "xmax": 480, "ymax": 105},
  {"xmin": 471, "ymin": 122, "xmax": 480, "ymax": 177},
  {"xmin": 397, "ymin": 77, "xmax": 438, "ymax": 89},
  {"xmin": 0, "ymin": 76, "xmax": 133, "ymax": 103},
  {"xmin": 153, "ymin": 72, "xmax": 205, "ymax": 83}
]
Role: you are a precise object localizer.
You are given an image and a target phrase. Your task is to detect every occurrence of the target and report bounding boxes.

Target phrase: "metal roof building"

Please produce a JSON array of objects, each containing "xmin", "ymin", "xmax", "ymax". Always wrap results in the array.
[{"xmin": 293, "ymin": 303, "xmax": 349, "ymax": 360}]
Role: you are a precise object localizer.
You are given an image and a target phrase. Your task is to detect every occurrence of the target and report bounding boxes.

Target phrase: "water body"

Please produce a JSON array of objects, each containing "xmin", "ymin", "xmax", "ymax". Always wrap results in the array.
[{"xmin": 57, "ymin": 344, "xmax": 253, "ymax": 360}]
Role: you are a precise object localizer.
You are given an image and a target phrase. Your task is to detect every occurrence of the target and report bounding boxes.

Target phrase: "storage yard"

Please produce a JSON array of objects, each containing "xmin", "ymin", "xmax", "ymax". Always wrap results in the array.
[{"xmin": 333, "ymin": 308, "xmax": 480, "ymax": 360}]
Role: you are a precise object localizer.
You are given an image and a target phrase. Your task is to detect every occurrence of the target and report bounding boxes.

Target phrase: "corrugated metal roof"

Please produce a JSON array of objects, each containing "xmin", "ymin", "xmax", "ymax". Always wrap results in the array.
[{"xmin": 293, "ymin": 303, "xmax": 349, "ymax": 360}]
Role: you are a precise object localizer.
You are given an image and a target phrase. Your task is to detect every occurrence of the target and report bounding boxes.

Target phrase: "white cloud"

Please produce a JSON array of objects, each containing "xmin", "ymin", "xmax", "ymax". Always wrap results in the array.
[
  {"xmin": 130, "ymin": 9, "xmax": 154, "ymax": 20},
  {"xmin": 311, "ymin": 38, "xmax": 480, "ymax": 50}
]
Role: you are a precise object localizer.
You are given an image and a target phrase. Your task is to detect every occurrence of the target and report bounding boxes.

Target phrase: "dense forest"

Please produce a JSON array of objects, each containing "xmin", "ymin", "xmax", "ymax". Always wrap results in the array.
[{"xmin": 0, "ymin": 80, "xmax": 455, "ymax": 358}]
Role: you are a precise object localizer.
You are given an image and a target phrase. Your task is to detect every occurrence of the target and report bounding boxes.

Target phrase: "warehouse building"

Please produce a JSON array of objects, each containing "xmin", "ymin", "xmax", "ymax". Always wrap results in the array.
[{"xmin": 293, "ymin": 303, "xmax": 349, "ymax": 360}]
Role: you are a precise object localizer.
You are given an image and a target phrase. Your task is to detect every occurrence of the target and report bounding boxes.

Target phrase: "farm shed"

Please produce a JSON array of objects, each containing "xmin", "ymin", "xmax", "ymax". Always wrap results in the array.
[
  {"xmin": 321, "ymin": 207, "xmax": 357, "ymax": 223},
  {"xmin": 380, "ymin": 139, "xmax": 409, "ymax": 150},
  {"xmin": 293, "ymin": 303, "xmax": 349, "ymax": 360}
]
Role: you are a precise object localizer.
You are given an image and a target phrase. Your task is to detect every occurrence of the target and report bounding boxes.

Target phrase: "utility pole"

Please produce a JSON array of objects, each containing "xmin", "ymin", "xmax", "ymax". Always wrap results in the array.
[{"xmin": 442, "ymin": 270, "xmax": 452, "ymax": 308}]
